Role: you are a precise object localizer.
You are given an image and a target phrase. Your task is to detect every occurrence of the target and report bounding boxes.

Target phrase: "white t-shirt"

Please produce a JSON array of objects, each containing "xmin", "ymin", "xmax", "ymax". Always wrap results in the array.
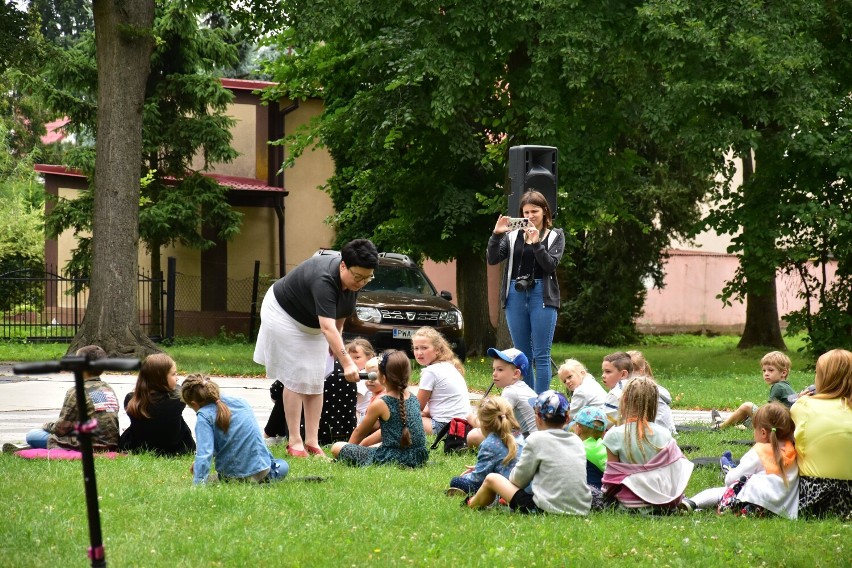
[
  {"xmin": 418, "ymin": 361, "xmax": 471, "ymax": 423},
  {"xmin": 355, "ymin": 381, "xmax": 372, "ymax": 419},
  {"xmin": 568, "ymin": 374, "xmax": 607, "ymax": 419},
  {"xmin": 501, "ymin": 381, "xmax": 538, "ymax": 434},
  {"xmin": 603, "ymin": 422, "xmax": 673, "ymax": 464}
]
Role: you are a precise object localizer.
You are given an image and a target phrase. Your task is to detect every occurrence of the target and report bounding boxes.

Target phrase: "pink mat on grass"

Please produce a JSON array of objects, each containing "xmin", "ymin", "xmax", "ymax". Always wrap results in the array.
[{"xmin": 14, "ymin": 448, "xmax": 123, "ymax": 460}]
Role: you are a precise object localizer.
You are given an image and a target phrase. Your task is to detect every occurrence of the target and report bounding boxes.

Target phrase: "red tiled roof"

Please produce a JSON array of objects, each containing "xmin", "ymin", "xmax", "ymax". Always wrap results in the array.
[
  {"xmin": 220, "ymin": 78, "xmax": 276, "ymax": 92},
  {"xmin": 34, "ymin": 164, "xmax": 285, "ymax": 193}
]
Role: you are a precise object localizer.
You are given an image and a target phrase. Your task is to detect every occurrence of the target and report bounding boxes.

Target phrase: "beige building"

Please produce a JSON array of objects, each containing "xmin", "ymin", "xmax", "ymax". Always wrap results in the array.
[{"xmin": 38, "ymin": 79, "xmax": 339, "ymax": 336}]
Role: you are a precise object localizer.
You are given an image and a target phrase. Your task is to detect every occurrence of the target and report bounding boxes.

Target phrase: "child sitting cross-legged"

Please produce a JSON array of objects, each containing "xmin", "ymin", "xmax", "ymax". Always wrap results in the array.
[
  {"xmin": 567, "ymin": 406, "xmax": 608, "ymax": 490},
  {"xmin": 466, "ymin": 347, "xmax": 537, "ymax": 448},
  {"xmin": 446, "ymin": 396, "xmax": 523, "ymax": 496},
  {"xmin": 465, "ymin": 390, "xmax": 591, "ymax": 515},
  {"xmin": 601, "ymin": 376, "xmax": 693, "ymax": 513},
  {"xmin": 331, "ymin": 350, "xmax": 428, "ymax": 468}
]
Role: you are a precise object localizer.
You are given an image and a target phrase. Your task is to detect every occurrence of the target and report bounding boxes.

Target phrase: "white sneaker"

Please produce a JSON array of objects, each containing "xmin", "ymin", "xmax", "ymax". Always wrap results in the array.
[{"xmin": 445, "ymin": 487, "xmax": 468, "ymax": 497}]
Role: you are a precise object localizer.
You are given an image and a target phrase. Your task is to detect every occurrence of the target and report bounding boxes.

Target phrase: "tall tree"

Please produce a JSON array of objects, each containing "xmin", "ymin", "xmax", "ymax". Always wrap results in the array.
[
  {"xmin": 263, "ymin": 0, "xmax": 719, "ymax": 351},
  {"xmin": 43, "ymin": 2, "xmax": 243, "ymax": 349},
  {"xmin": 74, "ymin": 0, "xmax": 156, "ymax": 356},
  {"xmin": 639, "ymin": 0, "xmax": 852, "ymax": 349}
]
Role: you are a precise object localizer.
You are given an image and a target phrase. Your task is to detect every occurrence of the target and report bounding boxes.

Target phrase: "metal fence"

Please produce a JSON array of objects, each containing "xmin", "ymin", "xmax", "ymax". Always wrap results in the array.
[{"xmin": 0, "ymin": 265, "xmax": 167, "ymax": 342}]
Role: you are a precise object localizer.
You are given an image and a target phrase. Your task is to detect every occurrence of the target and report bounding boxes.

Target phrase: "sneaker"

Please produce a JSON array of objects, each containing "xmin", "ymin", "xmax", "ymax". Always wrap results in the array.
[
  {"xmin": 2, "ymin": 442, "xmax": 29, "ymax": 453},
  {"xmin": 720, "ymin": 450, "xmax": 735, "ymax": 474},
  {"xmin": 710, "ymin": 409, "xmax": 723, "ymax": 429},
  {"xmin": 678, "ymin": 498, "xmax": 697, "ymax": 513},
  {"xmin": 445, "ymin": 487, "xmax": 467, "ymax": 497}
]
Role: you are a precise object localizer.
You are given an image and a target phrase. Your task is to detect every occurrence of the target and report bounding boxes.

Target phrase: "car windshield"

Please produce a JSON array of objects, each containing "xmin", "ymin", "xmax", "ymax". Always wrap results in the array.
[{"xmin": 362, "ymin": 266, "xmax": 436, "ymax": 295}]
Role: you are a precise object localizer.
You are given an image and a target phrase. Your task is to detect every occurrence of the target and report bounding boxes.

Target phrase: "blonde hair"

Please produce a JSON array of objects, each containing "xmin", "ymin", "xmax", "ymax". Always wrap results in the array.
[
  {"xmin": 346, "ymin": 337, "xmax": 375, "ymax": 359},
  {"xmin": 476, "ymin": 396, "xmax": 520, "ymax": 465},
  {"xmin": 627, "ymin": 350, "xmax": 653, "ymax": 378},
  {"xmin": 618, "ymin": 375, "xmax": 660, "ymax": 463},
  {"xmin": 814, "ymin": 349, "xmax": 852, "ymax": 403},
  {"xmin": 411, "ymin": 327, "xmax": 465, "ymax": 376},
  {"xmin": 558, "ymin": 358, "xmax": 587, "ymax": 377},
  {"xmin": 753, "ymin": 403, "xmax": 795, "ymax": 486},
  {"xmin": 760, "ymin": 351, "xmax": 791, "ymax": 374},
  {"xmin": 181, "ymin": 374, "xmax": 232, "ymax": 433}
]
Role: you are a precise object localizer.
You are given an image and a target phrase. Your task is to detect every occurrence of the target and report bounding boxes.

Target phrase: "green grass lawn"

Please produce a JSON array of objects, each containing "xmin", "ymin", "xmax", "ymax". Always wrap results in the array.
[
  {"xmin": 0, "ymin": 334, "xmax": 817, "ymax": 411},
  {"xmin": 0, "ymin": 427, "xmax": 848, "ymax": 567},
  {"xmin": 0, "ymin": 335, "xmax": 847, "ymax": 566}
]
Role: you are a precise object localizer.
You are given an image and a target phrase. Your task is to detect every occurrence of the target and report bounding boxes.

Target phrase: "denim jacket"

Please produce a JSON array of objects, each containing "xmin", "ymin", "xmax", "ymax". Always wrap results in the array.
[
  {"xmin": 193, "ymin": 396, "xmax": 272, "ymax": 484},
  {"xmin": 461, "ymin": 432, "xmax": 523, "ymax": 487}
]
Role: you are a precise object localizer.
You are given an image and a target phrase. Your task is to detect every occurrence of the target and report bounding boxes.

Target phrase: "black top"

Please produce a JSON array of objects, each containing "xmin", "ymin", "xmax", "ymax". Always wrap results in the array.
[
  {"xmin": 119, "ymin": 390, "xmax": 196, "ymax": 456},
  {"xmin": 272, "ymin": 254, "xmax": 358, "ymax": 328}
]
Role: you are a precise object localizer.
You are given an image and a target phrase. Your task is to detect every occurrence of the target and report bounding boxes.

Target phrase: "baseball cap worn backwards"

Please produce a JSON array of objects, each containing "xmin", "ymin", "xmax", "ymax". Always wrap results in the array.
[
  {"xmin": 528, "ymin": 390, "xmax": 570, "ymax": 422},
  {"xmin": 487, "ymin": 347, "xmax": 529, "ymax": 375}
]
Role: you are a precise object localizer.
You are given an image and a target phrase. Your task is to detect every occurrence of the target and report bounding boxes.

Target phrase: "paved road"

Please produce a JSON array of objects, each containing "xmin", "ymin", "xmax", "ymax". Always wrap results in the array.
[{"xmin": 0, "ymin": 364, "xmax": 722, "ymax": 446}]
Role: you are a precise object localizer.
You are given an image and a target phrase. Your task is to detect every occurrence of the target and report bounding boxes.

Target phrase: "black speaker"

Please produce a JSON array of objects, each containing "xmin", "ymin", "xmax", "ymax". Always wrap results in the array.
[{"xmin": 508, "ymin": 145, "xmax": 558, "ymax": 217}]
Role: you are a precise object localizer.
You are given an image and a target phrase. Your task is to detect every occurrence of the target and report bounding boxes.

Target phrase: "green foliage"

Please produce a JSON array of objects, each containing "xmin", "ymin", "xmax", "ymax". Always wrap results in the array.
[
  {"xmin": 40, "ymin": 0, "xmax": 243, "ymax": 279},
  {"xmin": 264, "ymin": 0, "xmax": 722, "ymax": 343},
  {"xmin": 640, "ymin": 0, "xmax": 852, "ymax": 349},
  {"xmin": 0, "ymin": 122, "xmax": 45, "ymax": 306}
]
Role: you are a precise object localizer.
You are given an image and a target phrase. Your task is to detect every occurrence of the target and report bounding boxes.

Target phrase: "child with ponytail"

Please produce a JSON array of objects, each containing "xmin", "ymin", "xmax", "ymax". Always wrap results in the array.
[
  {"xmin": 683, "ymin": 402, "xmax": 799, "ymax": 518},
  {"xmin": 181, "ymin": 375, "xmax": 288, "ymax": 484},
  {"xmin": 601, "ymin": 376, "xmax": 693, "ymax": 512},
  {"xmin": 446, "ymin": 396, "xmax": 523, "ymax": 496},
  {"xmin": 331, "ymin": 350, "xmax": 428, "ymax": 467}
]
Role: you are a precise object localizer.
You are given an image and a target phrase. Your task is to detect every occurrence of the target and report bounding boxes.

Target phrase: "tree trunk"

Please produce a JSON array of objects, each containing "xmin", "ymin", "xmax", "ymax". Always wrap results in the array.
[
  {"xmin": 70, "ymin": 0, "xmax": 158, "ymax": 358},
  {"xmin": 738, "ymin": 277, "xmax": 787, "ymax": 349},
  {"xmin": 455, "ymin": 248, "xmax": 494, "ymax": 358},
  {"xmin": 736, "ymin": 147, "xmax": 786, "ymax": 350}
]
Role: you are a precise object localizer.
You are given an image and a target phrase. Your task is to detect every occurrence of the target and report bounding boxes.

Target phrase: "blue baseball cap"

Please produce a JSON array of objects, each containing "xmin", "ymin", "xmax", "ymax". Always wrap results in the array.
[
  {"xmin": 487, "ymin": 347, "xmax": 529, "ymax": 376},
  {"xmin": 568, "ymin": 406, "xmax": 607, "ymax": 432},
  {"xmin": 528, "ymin": 390, "xmax": 570, "ymax": 422}
]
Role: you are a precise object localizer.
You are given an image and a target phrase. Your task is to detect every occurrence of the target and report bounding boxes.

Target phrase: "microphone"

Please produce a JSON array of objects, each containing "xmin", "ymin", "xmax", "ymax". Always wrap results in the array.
[{"xmin": 358, "ymin": 371, "xmax": 378, "ymax": 380}]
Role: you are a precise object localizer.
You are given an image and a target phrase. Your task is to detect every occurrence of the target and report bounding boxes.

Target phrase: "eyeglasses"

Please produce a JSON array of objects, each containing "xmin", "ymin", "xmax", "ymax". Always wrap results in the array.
[{"xmin": 349, "ymin": 267, "xmax": 375, "ymax": 283}]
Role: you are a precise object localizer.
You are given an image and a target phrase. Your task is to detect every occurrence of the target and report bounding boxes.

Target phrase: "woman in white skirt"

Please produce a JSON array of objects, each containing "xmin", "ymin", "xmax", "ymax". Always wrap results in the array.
[{"xmin": 254, "ymin": 239, "xmax": 378, "ymax": 457}]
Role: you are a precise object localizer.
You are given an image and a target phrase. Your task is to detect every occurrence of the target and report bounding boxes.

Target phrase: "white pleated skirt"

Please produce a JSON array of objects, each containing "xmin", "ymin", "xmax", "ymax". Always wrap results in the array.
[{"xmin": 253, "ymin": 287, "xmax": 328, "ymax": 395}]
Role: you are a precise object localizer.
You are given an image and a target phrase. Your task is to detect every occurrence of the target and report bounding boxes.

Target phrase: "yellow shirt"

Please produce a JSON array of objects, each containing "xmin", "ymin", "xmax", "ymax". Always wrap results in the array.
[{"xmin": 791, "ymin": 396, "xmax": 852, "ymax": 480}]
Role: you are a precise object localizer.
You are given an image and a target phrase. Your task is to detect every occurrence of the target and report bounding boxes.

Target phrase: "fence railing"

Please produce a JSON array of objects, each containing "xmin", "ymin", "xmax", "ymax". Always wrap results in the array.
[{"xmin": 0, "ymin": 265, "xmax": 168, "ymax": 342}]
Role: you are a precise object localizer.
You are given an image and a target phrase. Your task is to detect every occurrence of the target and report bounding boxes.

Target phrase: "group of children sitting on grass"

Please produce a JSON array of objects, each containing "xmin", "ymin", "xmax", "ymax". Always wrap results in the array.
[{"xmin": 9, "ymin": 332, "xmax": 851, "ymax": 520}]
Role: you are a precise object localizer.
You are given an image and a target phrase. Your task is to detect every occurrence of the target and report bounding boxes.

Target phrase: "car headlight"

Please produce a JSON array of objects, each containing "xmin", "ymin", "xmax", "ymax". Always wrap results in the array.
[
  {"xmin": 355, "ymin": 306, "xmax": 382, "ymax": 323},
  {"xmin": 439, "ymin": 309, "xmax": 463, "ymax": 329}
]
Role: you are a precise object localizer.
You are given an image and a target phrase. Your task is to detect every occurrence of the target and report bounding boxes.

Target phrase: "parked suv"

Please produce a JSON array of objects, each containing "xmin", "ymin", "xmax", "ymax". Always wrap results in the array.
[{"xmin": 316, "ymin": 250, "xmax": 465, "ymax": 360}]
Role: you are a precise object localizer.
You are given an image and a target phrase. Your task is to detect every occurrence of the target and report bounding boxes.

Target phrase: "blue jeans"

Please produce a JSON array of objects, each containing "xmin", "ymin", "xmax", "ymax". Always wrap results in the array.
[
  {"xmin": 26, "ymin": 428, "xmax": 50, "ymax": 449},
  {"xmin": 505, "ymin": 279, "xmax": 557, "ymax": 394}
]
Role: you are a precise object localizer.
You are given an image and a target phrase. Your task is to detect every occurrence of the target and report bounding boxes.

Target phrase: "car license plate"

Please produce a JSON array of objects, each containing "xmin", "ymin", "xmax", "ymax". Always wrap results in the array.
[{"xmin": 392, "ymin": 328, "xmax": 415, "ymax": 339}]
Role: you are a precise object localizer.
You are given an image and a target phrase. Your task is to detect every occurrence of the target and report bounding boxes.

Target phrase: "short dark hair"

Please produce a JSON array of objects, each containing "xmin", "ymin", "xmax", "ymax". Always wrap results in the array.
[
  {"xmin": 341, "ymin": 239, "xmax": 379, "ymax": 269},
  {"xmin": 76, "ymin": 345, "xmax": 107, "ymax": 361},
  {"xmin": 603, "ymin": 351, "xmax": 633, "ymax": 374}
]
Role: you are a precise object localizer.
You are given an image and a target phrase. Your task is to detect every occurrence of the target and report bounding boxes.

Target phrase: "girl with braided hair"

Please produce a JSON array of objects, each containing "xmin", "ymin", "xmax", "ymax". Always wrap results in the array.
[
  {"xmin": 181, "ymin": 375, "xmax": 288, "ymax": 484},
  {"xmin": 331, "ymin": 351, "xmax": 428, "ymax": 467},
  {"xmin": 446, "ymin": 396, "xmax": 523, "ymax": 496}
]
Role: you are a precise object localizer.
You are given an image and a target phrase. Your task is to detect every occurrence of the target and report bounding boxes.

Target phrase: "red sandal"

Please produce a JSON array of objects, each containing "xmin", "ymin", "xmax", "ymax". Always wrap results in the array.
[
  {"xmin": 286, "ymin": 446, "xmax": 308, "ymax": 457},
  {"xmin": 305, "ymin": 445, "xmax": 325, "ymax": 456}
]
